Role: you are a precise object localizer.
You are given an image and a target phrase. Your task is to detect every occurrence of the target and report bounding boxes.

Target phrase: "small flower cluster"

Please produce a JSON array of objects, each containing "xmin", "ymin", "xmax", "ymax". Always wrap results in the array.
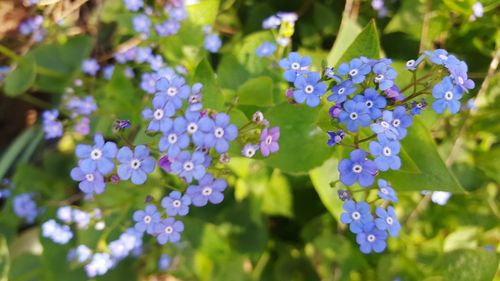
[
  {"xmin": 12, "ymin": 193, "xmax": 41, "ymax": 224},
  {"xmin": 19, "ymin": 15, "xmax": 46, "ymax": 42},
  {"xmin": 42, "ymin": 110, "xmax": 64, "ymax": 139},
  {"xmin": 124, "ymin": 0, "xmax": 187, "ymax": 39},
  {"xmin": 203, "ymin": 25, "xmax": 222, "ymax": 53},
  {"xmin": 280, "ymin": 49, "xmax": 474, "ymax": 253},
  {"xmin": 255, "ymin": 12, "xmax": 299, "ymax": 57}
]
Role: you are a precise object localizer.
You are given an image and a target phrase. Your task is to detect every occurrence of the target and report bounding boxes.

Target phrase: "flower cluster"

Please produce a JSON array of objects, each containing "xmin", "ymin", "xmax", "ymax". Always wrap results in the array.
[
  {"xmin": 19, "ymin": 15, "xmax": 46, "ymax": 42},
  {"xmin": 12, "ymin": 193, "xmax": 41, "ymax": 224},
  {"xmin": 280, "ymin": 49, "xmax": 474, "ymax": 253}
]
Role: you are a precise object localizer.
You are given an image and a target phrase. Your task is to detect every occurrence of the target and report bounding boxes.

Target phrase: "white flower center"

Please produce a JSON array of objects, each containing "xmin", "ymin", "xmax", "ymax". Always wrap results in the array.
[
  {"xmin": 381, "ymin": 187, "xmax": 389, "ymax": 194},
  {"xmin": 143, "ymin": 215, "xmax": 152, "ymax": 224},
  {"xmin": 367, "ymin": 234, "xmax": 376, "ymax": 242},
  {"xmin": 265, "ymin": 135, "xmax": 273, "ymax": 145},
  {"xmin": 444, "ymin": 91, "xmax": 454, "ymax": 100},
  {"xmin": 381, "ymin": 121, "xmax": 390, "ymax": 129},
  {"xmin": 130, "ymin": 159, "xmax": 141, "ymax": 170},
  {"xmin": 352, "ymin": 164, "xmax": 363, "ymax": 173},
  {"xmin": 154, "ymin": 109, "xmax": 164, "ymax": 120},
  {"xmin": 90, "ymin": 149, "xmax": 102, "ymax": 160},
  {"xmin": 338, "ymin": 87, "xmax": 345, "ymax": 95},
  {"xmin": 375, "ymin": 74, "xmax": 384, "ymax": 82},
  {"xmin": 148, "ymin": 80, "xmax": 155, "ymax": 87},
  {"xmin": 386, "ymin": 217, "xmax": 394, "ymax": 225},
  {"xmin": 383, "ymin": 147, "xmax": 392, "ymax": 156},
  {"xmin": 351, "ymin": 211, "xmax": 361, "ymax": 220},
  {"xmin": 172, "ymin": 200, "xmax": 181, "ymax": 208},
  {"xmin": 291, "ymin": 62, "xmax": 300, "ymax": 70},
  {"xmin": 167, "ymin": 87, "xmax": 178, "ymax": 97},
  {"xmin": 245, "ymin": 148, "xmax": 256, "ymax": 157},
  {"xmin": 457, "ymin": 77, "xmax": 464, "ymax": 84},
  {"xmin": 439, "ymin": 54, "xmax": 448, "ymax": 60},
  {"xmin": 392, "ymin": 119, "xmax": 401, "ymax": 127},
  {"xmin": 202, "ymin": 186, "xmax": 212, "ymax": 196},
  {"xmin": 168, "ymin": 133, "xmax": 178, "ymax": 144},
  {"xmin": 349, "ymin": 69, "xmax": 358, "ymax": 76},
  {"xmin": 349, "ymin": 112, "xmax": 358, "ymax": 120},
  {"xmin": 214, "ymin": 127, "xmax": 225, "ymax": 138},
  {"xmin": 187, "ymin": 122, "xmax": 198, "ymax": 134},
  {"xmin": 406, "ymin": 60, "xmax": 415, "ymax": 67},
  {"xmin": 304, "ymin": 85, "xmax": 314, "ymax": 94},
  {"xmin": 164, "ymin": 226, "xmax": 173, "ymax": 234},
  {"xmin": 183, "ymin": 161, "xmax": 194, "ymax": 172},
  {"xmin": 366, "ymin": 100, "xmax": 373, "ymax": 108},
  {"xmin": 85, "ymin": 174, "xmax": 95, "ymax": 182}
]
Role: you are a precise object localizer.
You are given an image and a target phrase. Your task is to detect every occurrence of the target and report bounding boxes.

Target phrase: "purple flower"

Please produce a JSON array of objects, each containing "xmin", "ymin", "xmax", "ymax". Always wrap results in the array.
[
  {"xmin": 142, "ymin": 99, "xmax": 176, "ymax": 132},
  {"xmin": 42, "ymin": 110, "xmax": 63, "ymax": 139},
  {"xmin": 293, "ymin": 72, "xmax": 327, "ymax": 107},
  {"xmin": 13, "ymin": 193, "xmax": 39, "ymax": 223},
  {"xmin": 355, "ymin": 223, "xmax": 388, "ymax": 254},
  {"xmin": 124, "ymin": 0, "xmax": 144, "ymax": 12},
  {"xmin": 42, "ymin": 219, "xmax": 73, "ymax": 244},
  {"xmin": 373, "ymin": 61, "xmax": 397, "ymax": 90},
  {"xmin": 327, "ymin": 129, "xmax": 345, "ymax": 147},
  {"xmin": 135, "ymin": 47, "xmax": 153, "ymax": 64},
  {"xmin": 338, "ymin": 101, "xmax": 371, "ymax": 132},
  {"xmin": 256, "ymin": 42, "xmax": 277, "ymax": 57},
  {"xmin": 140, "ymin": 73, "xmax": 157, "ymax": 94},
  {"xmin": 204, "ymin": 34, "xmax": 222, "ymax": 53},
  {"xmin": 338, "ymin": 149, "xmax": 377, "ymax": 187},
  {"xmin": 117, "ymin": 145, "xmax": 156, "ymax": 185},
  {"xmin": 262, "ymin": 15, "xmax": 281, "ymax": 29},
  {"xmin": 161, "ymin": 191, "xmax": 191, "ymax": 216},
  {"xmin": 169, "ymin": 6, "xmax": 188, "ymax": 21},
  {"xmin": 201, "ymin": 113, "xmax": 238, "ymax": 154},
  {"xmin": 432, "ymin": 76, "xmax": 463, "ymax": 114},
  {"xmin": 186, "ymin": 173, "xmax": 227, "ymax": 207},
  {"xmin": 375, "ymin": 206, "xmax": 401, "ymax": 237},
  {"xmin": 154, "ymin": 76, "xmax": 190, "ymax": 109},
  {"xmin": 133, "ymin": 204, "xmax": 161, "ymax": 234},
  {"xmin": 353, "ymin": 88, "xmax": 387, "ymax": 119},
  {"xmin": 260, "ymin": 127, "xmax": 280, "ymax": 157},
  {"xmin": 103, "ymin": 65, "xmax": 114, "ymax": 80},
  {"xmin": 279, "ymin": 52, "xmax": 311, "ymax": 82},
  {"xmin": 154, "ymin": 218, "xmax": 184, "ymax": 244},
  {"xmin": 369, "ymin": 136, "xmax": 401, "ymax": 171},
  {"xmin": 85, "ymin": 253, "xmax": 113, "ymax": 277},
  {"xmin": 377, "ymin": 179, "xmax": 398, "ymax": 202},
  {"xmin": 340, "ymin": 200, "xmax": 373, "ymax": 234},
  {"xmin": 171, "ymin": 151, "xmax": 206, "ymax": 183},
  {"xmin": 71, "ymin": 167, "xmax": 106, "ymax": 194},
  {"xmin": 68, "ymin": 245, "xmax": 92, "ymax": 263},
  {"xmin": 337, "ymin": 58, "xmax": 371, "ymax": 84},
  {"xmin": 384, "ymin": 85, "xmax": 405, "ymax": 101},
  {"xmin": 327, "ymin": 80, "xmax": 357, "ymax": 103},
  {"xmin": 133, "ymin": 14, "xmax": 151, "ymax": 37},
  {"xmin": 410, "ymin": 99, "xmax": 427, "ymax": 115},
  {"xmin": 155, "ymin": 20, "xmax": 180, "ymax": 37},
  {"xmin": 158, "ymin": 155, "xmax": 172, "ymax": 172},
  {"xmin": 472, "ymin": 2, "xmax": 483, "ymax": 18},
  {"xmin": 75, "ymin": 134, "xmax": 117, "ymax": 174},
  {"xmin": 81, "ymin": 59, "xmax": 100, "ymax": 76}
]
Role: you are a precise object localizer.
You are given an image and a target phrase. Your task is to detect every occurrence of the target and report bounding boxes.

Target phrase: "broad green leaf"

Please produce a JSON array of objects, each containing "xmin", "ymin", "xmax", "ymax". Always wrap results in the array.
[
  {"xmin": 336, "ymin": 19, "xmax": 381, "ymax": 66},
  {"xmin": 3, "ymin": 56, "xmax": 36, "ymax": 96},
  {"xmin": 261, "ymin": 170, "xmax": 294, "ymax": 218},
  {"xmin": 186, "ymin": 0, "xmax": 220, "ymax": 26},
  {"xmin": 264, "ymin": 103, "xmax": 332, "ymax": 174},
  {"xmin": 8, "ymin": 254, "xmax": 42, "ymax": 281},
  {"xmin": 233, "ymin": 31, "xmax": 274, "ymax": 74},
  {"xmin": 217, "ymin": 54, "xmax": 251, "ymax": 90},
  {"xmin": 40, "ymin": 238, "xmax": 87, "ymax": 281},
  {"xmin": 194, "ymin": 59, "xmax": 224, "ymax": 111},
  {"xmin": 309, "ymin": 158, "xmax": 343, "ymax": 221},
  {"xmin": 0, "ymin": 127, "xmax": 37, "ymax": 180},
  {"xmin": 237, "ymin": 76, "xmax": 274, "ymax": 106},
  {"xmin": 0, "ymin": 235, "xmax": 9, "ymax": 281},
  {"xmin": 441, "ymin": 249, "xmax": 498, "ymax": 281},
  {"xmin": 326, "ymin": 17, "xmax": 362, "ymax": 66},
  {"xmin": 384, "ymin": 0, "xmax": 423, "ymax": 38},
  {"xmin": 313, "ymin": 2, "xmax": 340, "ymax": 36},
  {"xmin": 384, "ymin": 117, "xmax": 464, "ymax": 192}
]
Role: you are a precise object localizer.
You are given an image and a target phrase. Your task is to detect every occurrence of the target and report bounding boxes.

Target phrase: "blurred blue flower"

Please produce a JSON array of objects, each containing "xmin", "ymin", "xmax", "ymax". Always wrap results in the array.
[
  {"xmin": 186, "ymin": 173, "xmax": 227, "ymax": 207},
  {"xmin": 162, "ymin": 191, "xmax": 191, "ymax": 216},
  {"xmin": 256, "ymin": 42, "xmax": 277, "ymax": 57},
  {"xmin": 154, "ymin": 218, "xmax": 184, "ymax": 244},
  {"xmin": 377, "ymin": 179, "xmax": 398, "ymax": 202}
]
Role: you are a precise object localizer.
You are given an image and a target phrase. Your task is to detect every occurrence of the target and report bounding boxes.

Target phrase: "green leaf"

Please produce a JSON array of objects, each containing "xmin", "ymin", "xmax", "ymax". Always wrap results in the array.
[
  {"xmin": 326, "ymin": 17, "xmax": 362, "ymax": 66},
  {"xmin": 384, "ymin": 0, "xmax": 423, "ymax": 38},
  {"xmin": 309, "ymin": 158, "xmax": 344, "ymax": 221},
  {"xmin": 217, "ymin": 54, "xmax": 251, "ymax": 90},
  {"xmin": 384, "ymin": 117, "xmax": 464, "ymax": 192},
  {"xmin": 440, "ymin": 249, "xmax": 498, "ymax": 281},
  {"xmin": 261, "ymin": 170, "xmax": 294, "ymax": 218},
  {"xmin": 0, "ymin": 127, "xmax": 37, "ymax": 180},
  {"xmin": 264, "ymin": 103, "xmax": 332, "ymax": 174},
  {"xmin": 194, "ymin": 59, "xmax": 224, "ymax": 111},
  {"xmin": 186, "ymin": 0, "xmax": 220, "ymax": 26},
  {"xmin": 237, "ymin": 76, "xmax": 274, "ymax": 106},
  {"xmin": 3, "ymin": 56, "xmax": 36, "ymax": 96},
  {"xmin": 232, "ymin": 31, "xmax": 274, "ymax": 74},
  {"xmin": 313, "ymin": 3, "xmax": 340, "ymax": 36},
  {"xmin": 336, "ymin": 19, "xmax": 381, "ymax": 66},
  {"xmin": 0, "ymin": 234, "xmax": 9, "ymax": 281}
]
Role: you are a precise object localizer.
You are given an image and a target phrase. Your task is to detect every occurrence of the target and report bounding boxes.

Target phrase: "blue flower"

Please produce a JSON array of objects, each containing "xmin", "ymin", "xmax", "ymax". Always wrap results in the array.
[
  {"xmin": 135, "ymin": 47, "xmax": 153, "ymax": 63},
  {"xmin": 256, "ymin": 42, "xmax": 277, "ymax": 57},
  {"xmin": 158, "ymin": 254, "xmax": 171, "ymax": 271},
  {"xmin": 279, "ymin": 52, "xmax": 311, "ymax": 82},
  {"xmin": 161, "ymin": 191, "xmax": 191, "ymax": 216},
  {"xmin": 410, "ymin": 99, "xmax": 427, "ymax": 115},
  {"xmin": 338, "ymin": 101, "xmax": 371, "ymax": 132},
  {"xmin": 155, "ymin": 19, "xmax": 180, "ymax": 37},
  {"xmin": 204, "ymin": 34, "xmax": 222, "ymax": 53},
  {"xmin": 13, "ymin": 193, "xmax": 39, "ymax": 223},
  {"xmin": 424, "ymin": 49, "xmax": 449, "ymax": 65},
  {"xmin": 154, "ymin": 76, "xmax": 190, "ymax": 109},
  {"xmin": 327, "ymin": 80, "xmax": 357, "ymax": 103},
  {"xmin": 186, "ymin": 173, "xmax": 227, "ymax": 207},
  {"xmin": 375, "ymin": 206, "xmax": 401, "ymax": 237},
  {"xmin": 293, "ymin": 72, "xmax": 327, "ymax": 107},
  {"xmin": 117, "ymin": 145, "xmax": 156, "ymax": 185},
  {"xmin": 70, "ymin": 167, "xmax": 106, "ymax": 194},
  {"xmin": 405, "ymin": 55, "xmax": 425, "ymax": 71},
  {"xmin": 201, "ymin": 113, "xmax": 238, "ymax": 154},
  {"xmin": 355, "ymin": 223, "xmax": 388, "ymax": 254},
  {"xmin": 171, "ymin": 151, "xmax": 206, "ymax": 183},
  {"xmin": 353, "ymin": 88, "xmax": 387, "ymax": 119},
  {"xmin": 142, "ymin": 99, "xmax": 175, "ymax": 133},
  {"xmin": 327, "ymin": 129, "xmax": 345, "ymax": 147},
  {"xmin": 42, "ymin": 110, "xmax": 63, "ymax": 139},
  {"xmin": 262, "ymin": 15, "xmax": 281, "ymax": 29},
  {"xmin": 140, "ymin": 73, "xmax": 157, "ymax": 94},
  {"xmin": 377, "ymin": 179, "xmax": 398, "ymax": 202},
  {"xmin": 370, "ymin": 111, "xmax": 399, "ymax": 140},
  {"xmin": 174, "ymin": 111, "xmax": 210, "ymax": 147},
  {"xmin": 81, "ymin": 59, "xmax": 100, "ymax": 76},
  {"xmin": 169, "ymin": 6, "xmax": 188, "ymax": 21},
  {"xmin": 133, "ymin": 204, "xmax": 161, "ymax": 234},
  {"xmin": 68, "ymin": 245, "xmax": 92, "ymax": 263},
  {"xmin": 374, "ymin": 106, "xmax": 412, "ymax": 140},
  {"xmin": 123, "ymin": 0, "xmax": 143, "ymax": 12},
  {"xmin": 154, "ymin": 218, "xmax": 184, "ymax": 244},
  {"xmin": 373, "ymin": 61, "xmax": 397, "ymax": 90},
  {"xmin": 85, "ymin": 253, "xmax": 113, "ymax": 277},
  {"xmin": 76, "ymin": 134, "xmax": 117, "ymax": 174},
  {"xmin": 133, "ymin": 14, "xmax": 151, "ymax": 37},
  {"xmin": 369, "ymin": 136, "xmax": 401, "ymax": 171},
  {"xmin": 340, "ymin": 200, "xmax": 373, "ymax": 234},
  {"xmin": 158, "ymin": 125, "xmax": 190, "ymax": 157},
  {"xmin": 337, "ymin": 58, "xmax": 371, "ymax": 84},
  {"xmin": 432, "ymin": 76, "xmax": 463, "ymax": 114},
  {"xmin": 42, "ymin": 219, "xmax": 73, "ymax": 244},
  {"xmin": 338, "ymin": 149, "xmax": 378, "ymax": 187},
  {"xmin": 446, "ymin": 59, "xmax": 475, "ymax": 93}
]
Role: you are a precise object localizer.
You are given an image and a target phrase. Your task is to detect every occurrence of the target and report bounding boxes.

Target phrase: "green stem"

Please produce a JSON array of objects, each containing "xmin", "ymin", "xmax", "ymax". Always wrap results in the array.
[
  {"xmin": 0, "ymin": 44, "xmax": 21, "ymax": 61},
  {"xmin": 18, "ymin": 94, "xmax": 52, "ymax": 109},
  {"xmin": 400, "ymin": 72, "xmax": 433, "ymax": 92},
  {"xmin": 358, "ymin": 134, "xmax": 377, "ymax": 143}
]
